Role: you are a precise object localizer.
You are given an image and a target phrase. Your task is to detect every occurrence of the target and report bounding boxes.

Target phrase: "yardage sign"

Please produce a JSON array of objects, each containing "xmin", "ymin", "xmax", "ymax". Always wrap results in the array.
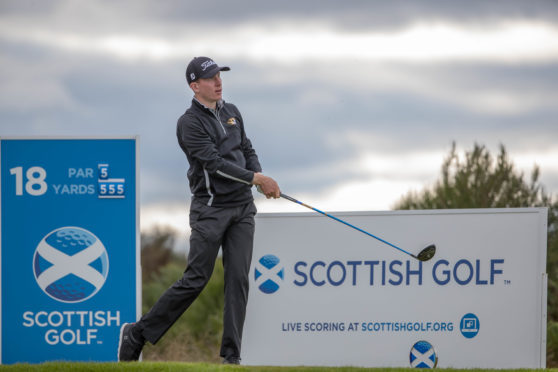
[
  {"xmin": 0, "ymin": 138, "xmax": 140, "ymax": 364},
  {"xmin": 244, "ymin": 208, "xmax": 547, "ymax": 368}
]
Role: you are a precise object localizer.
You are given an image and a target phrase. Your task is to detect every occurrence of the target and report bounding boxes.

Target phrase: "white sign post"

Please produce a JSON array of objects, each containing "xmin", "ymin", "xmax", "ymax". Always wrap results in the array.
[{"xmin": 243, "ymin": 208, "xmax": 547, "ymax": 368}]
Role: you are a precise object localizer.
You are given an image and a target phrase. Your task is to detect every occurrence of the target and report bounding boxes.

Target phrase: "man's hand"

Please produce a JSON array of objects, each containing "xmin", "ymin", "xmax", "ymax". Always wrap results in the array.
[{"xmin": 252, "ymin": 173, "xmax": 281, "ymax": 199}]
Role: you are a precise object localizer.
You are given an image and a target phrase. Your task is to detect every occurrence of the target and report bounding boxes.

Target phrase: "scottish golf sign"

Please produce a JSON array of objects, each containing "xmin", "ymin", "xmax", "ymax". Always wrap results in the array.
[
  {"xmin": 0, "ymin": 137, "xmax": 140, "ymax": 364},
  {"xmin": 244, "ymin": 208, "xmax": 547, "ymax": 368}
]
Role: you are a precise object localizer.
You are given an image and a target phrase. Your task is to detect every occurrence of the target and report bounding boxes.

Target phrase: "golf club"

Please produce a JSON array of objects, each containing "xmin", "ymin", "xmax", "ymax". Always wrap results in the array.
[{"xmin": 280, "ymin": 193, "xmax": 436, "ymax": 262}]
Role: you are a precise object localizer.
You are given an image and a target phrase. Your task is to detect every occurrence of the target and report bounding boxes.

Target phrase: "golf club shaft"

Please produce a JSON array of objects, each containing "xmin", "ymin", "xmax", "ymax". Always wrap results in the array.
[{"xmin": 280, "ymin": 193, "xmax": 416, "ymax": 259}]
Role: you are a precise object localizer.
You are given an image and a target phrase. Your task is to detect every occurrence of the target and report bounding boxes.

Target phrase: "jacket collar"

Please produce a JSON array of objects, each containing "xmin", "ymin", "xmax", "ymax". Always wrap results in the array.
[{"xmin": 192, "ymin": 97, "xmax": 224, "ymax": 113}]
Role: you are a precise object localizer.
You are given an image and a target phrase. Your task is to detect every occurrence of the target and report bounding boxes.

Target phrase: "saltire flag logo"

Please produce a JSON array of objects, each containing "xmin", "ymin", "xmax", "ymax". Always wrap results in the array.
[
  {"xmin": 410, "ymin": 340, "xmax": 438, "ymax": 368},
  {"xmin": 33, "ymin": 226, "xmax": 109, "ymax": 303},
  {"xmin": 254, "ymin": 254, "xmax": 284, "ymax": 294}
]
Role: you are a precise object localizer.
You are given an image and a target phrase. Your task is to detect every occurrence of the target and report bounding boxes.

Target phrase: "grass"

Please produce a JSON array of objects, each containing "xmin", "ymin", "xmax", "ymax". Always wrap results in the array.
[{"xmin": 0, "ymin": 362, "xmax": 556, "ymax": 372}]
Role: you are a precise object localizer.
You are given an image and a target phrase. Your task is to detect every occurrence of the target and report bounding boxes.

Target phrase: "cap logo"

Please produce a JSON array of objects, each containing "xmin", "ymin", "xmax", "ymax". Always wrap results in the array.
[
  {"xmin": 190, "ymin": 73, "xmax": 196, "ymax": 81},
  {"xmin": 200, "ymin": 60, "xmax": 216, "ymax": 71}
]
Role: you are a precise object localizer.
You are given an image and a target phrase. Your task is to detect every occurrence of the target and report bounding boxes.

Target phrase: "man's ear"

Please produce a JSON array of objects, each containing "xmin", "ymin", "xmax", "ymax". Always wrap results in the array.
[{"xmin": 189, "ymin": 82, "xmax": 199, "ymax": 93}]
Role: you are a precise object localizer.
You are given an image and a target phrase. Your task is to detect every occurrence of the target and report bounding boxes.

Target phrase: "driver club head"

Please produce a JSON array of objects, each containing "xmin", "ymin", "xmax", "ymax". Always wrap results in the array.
[{"xmin": 416, "ymin": 244, "xmax": 436, "ymax": 262}]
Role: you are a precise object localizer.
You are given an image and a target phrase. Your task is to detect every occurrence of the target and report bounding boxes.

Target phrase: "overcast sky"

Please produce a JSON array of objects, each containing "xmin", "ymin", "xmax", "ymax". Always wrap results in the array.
[{"xmin": 1, "ymin": 0, "xmax": 557, "ymax": 250}]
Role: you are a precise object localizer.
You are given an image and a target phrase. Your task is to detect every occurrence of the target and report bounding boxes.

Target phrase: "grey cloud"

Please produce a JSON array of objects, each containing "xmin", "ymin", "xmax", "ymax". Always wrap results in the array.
[
  {"xmin": 119, "ymin": 0, "xmax": 558, "ymax": 30},
  {"xmin": 2, "ymin": 0, "xmax": 557, "ymax": 37},
  {"xmin": 1, "ymin": 0, "xmax": 557, "ymax": 214}
]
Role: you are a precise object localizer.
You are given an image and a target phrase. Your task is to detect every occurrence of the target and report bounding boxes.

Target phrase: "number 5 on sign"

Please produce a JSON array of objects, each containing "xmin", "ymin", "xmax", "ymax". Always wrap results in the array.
[
  {"xmin": 9, "ymin": 166, "xmax": 47, "ymax": 196},
  {"xmin": 98, "ymin": 179, "xmax": 125, "ymax": 199}
]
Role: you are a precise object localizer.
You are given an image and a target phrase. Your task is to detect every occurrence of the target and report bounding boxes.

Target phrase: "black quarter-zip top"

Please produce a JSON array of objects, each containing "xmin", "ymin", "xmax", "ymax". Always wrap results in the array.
[{"xmin": 176, "ymin": 99, "xmax": 262, "ymax": 207}]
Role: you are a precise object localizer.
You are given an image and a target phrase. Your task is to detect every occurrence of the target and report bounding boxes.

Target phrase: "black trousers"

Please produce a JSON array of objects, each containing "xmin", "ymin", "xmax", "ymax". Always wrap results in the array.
[{"xmin": 136, "ymin": 199, "xmax": 257, "ymax": 360}]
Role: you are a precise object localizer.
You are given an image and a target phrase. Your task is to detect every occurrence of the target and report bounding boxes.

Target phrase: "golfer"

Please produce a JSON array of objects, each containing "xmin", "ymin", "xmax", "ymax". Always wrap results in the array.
[{"xmin": 118, "ymin": 56, "xmax": 280, "ymax": 364}]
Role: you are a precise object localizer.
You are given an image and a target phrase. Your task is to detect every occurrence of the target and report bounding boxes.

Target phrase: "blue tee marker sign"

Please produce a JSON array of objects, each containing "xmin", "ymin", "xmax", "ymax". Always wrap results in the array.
[{"xmin": 0, "ymin": 138, "xmax": 140, "ymax": 364}]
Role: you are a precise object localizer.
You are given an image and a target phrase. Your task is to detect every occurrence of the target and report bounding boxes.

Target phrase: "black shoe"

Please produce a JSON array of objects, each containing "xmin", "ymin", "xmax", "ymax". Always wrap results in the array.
[
  {"xmin": 118, "ymin": 323, "xmax": 144, "ymax": 361},
  {"xmin": 223, "ymin": 357, "xmax": 241, "ymax": 365}
]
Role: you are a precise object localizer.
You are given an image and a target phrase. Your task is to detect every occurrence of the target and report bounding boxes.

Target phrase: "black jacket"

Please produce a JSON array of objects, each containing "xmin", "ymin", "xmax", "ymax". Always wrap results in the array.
[{"xmin": 176, "ymin": 99, "xmax": 262, "ymax": 207}]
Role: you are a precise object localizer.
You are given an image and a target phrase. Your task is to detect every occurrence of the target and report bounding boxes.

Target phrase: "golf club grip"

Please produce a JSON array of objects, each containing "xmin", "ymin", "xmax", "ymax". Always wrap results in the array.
[{"xmin": 280, "ymin": 193, "xmax": 303, "ymax": 205}]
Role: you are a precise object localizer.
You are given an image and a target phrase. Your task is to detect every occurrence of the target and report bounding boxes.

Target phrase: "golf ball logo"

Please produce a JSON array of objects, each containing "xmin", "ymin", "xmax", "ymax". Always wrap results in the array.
[
  {"xmin": 255, "ymin": 254, "xmax": 284, "ymax": 294},
  {"xmin": 33, "ymin": 227, "xmax": 109, "ymax": 303},
  {"xmin": 410, "ymin": 340, "xmax": 437, "ymax": 368}
]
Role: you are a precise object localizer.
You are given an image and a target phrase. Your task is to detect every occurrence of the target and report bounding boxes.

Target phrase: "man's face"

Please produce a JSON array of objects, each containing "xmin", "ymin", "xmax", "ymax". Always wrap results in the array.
[{"xmin": 191, "ymin": 72, "xmax": 223, "ymax": 108}]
